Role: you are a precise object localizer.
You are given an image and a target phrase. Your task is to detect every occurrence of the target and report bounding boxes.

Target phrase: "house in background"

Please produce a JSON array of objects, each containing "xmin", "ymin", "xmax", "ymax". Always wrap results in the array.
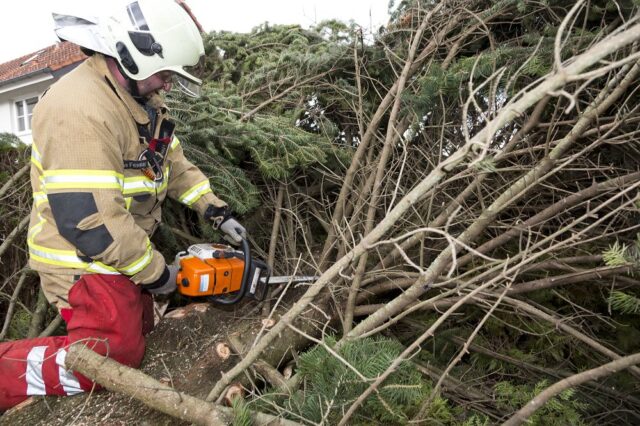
[{"xmin": 0, "ymin": 42, "xmax": 86, "ymax": 144}]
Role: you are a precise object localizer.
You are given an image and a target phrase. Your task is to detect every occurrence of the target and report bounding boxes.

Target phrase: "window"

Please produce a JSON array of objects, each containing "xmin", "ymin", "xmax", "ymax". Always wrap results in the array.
[{"xmin": 15, "ymin": 96, "xmax": 38, "ymax": 132}]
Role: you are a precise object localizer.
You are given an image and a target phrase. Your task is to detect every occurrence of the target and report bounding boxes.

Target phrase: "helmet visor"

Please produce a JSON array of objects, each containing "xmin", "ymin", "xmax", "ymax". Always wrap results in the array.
[{"xmin": 172, "ymin": 74, "xmax": 202, "ymax": 98}]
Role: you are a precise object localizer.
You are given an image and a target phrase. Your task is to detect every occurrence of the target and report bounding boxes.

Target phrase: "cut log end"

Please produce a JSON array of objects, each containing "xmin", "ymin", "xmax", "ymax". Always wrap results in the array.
[
  {"xmin": 223, "ymin": 383, "xmax": 244, "ymax": 406},
  {"xmin": 282, "ymin": 364, "xmax": 295, "ymax": 380},
  {"xmin": 261, "ymin": 318, "xmax": 276, "ymax": 328},
  {"xmin": 216, "ymin": 342, "xmax": 231, "ymax": 359}
]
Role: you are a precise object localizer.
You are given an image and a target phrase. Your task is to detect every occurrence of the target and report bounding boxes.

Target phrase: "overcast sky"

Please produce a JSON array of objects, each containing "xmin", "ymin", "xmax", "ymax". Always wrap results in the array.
[{"xmin": 0, "ymin": 0, "xmax": 390, "ymax": 63}]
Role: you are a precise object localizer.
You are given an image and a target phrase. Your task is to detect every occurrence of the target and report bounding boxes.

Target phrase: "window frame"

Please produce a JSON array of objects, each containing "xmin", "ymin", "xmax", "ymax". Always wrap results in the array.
[{"xmin": 14, "ymin": 95, "xmax": 39, "ymax": 135}]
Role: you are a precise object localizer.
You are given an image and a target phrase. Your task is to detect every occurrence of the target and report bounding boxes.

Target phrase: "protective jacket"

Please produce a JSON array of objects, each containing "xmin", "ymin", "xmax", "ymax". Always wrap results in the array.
[{"xmin": 28, "ymin": 54, "xmax": 226, "ymax": 307}]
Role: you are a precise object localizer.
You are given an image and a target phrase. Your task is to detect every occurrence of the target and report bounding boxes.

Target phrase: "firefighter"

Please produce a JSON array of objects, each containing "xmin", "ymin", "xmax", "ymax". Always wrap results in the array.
[{"xmin": 0, "ymin": 0, "xmax": 245, "ymax": 410}]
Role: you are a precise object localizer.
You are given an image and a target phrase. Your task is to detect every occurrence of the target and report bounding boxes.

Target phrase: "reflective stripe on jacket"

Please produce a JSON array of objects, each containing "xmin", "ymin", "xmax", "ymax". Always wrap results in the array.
[{"xmin": 28, "ymin": 54, "xmax": 226, "ymax": 302}]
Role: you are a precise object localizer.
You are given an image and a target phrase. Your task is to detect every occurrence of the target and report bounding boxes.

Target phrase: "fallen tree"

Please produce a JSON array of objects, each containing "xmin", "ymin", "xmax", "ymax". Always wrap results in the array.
[{"xmin": 3, "ymin": 0, "xmax": 640, "ymax": 424}]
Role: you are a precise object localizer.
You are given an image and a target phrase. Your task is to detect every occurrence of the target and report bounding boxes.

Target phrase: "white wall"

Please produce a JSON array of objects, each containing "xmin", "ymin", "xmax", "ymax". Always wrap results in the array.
[
  {"xmin": 0, "ymin": 101, "xmax": 12, "ymax": 139},
  {"xmin": 0, "ymin": 74, "xmax": 54, "ymax": 145}
]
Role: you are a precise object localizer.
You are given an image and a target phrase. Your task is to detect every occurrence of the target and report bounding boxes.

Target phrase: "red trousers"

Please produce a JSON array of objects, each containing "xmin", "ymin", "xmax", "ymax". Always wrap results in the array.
[{"xmin": 0, "ymin": 274, "xmax": 151, "ymax": 411}]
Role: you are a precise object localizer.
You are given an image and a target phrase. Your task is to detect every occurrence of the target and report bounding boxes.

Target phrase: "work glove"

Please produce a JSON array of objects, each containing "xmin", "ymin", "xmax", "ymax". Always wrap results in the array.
[
  {"xmin": 141, "ymin": 265, "xmax": 178, "ymax": 295},
  {"xmin": 220, "ymin": 217, "xmax": 247, "ymax": 244},
  {"xmin": 205, "ymin": 204, "xmax": 247, "ymax": 244}
]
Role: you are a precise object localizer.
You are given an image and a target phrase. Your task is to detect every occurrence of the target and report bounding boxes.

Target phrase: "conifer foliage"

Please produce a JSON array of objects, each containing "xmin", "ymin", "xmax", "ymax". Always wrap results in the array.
[
  {"xmin": 255, "ymin": 337, "xmax": 437, "ymax": 424},
  {"xmin": 164, "ymin": 23, "xmax": 356, "ymax": 215}
]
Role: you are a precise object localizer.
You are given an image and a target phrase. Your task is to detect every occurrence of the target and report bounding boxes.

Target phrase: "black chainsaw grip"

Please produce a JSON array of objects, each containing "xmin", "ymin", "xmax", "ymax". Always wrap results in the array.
[{"xmin": 209, "ymin": 237, "xmax": 251, "ymax": 305}]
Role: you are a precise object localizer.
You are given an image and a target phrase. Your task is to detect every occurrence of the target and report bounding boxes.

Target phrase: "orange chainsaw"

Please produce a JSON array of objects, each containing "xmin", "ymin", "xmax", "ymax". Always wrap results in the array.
[{"xmin": 175, "ymin": 238, "xmax": 316, "ymax": 305}]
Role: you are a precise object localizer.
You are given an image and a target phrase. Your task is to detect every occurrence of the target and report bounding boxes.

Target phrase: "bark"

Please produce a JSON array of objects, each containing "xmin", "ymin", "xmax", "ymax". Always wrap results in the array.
[
  {"xmin": 0, "ymin": 270, "xmax": 29, "ymax": 341},
  {"xmin": 0, "ymin": 215, "xmax": 29, "ymax": 260},
  {"xmin": 66, "ymin": 343, "xmax": 230, "ymax": 425},
  {"xmin": 38, "ymin": 315, "xmax": 63, "ymax": 338},
  {"xmin": 27, "ymin": 288, "xmax": 49, "ymax": 338},
  {"xmin": 0, "ymin": 163, "xmax": 29, "ymax": 200},
  {"xmin": 506, "ymin": 265, "xmax": 632, "ymax": 295},
  {"xmin": 64, "ymin": 344, "xmax": 300, "ymax": 426},
  {"xmin": 262, "ymin": 183, "xmax": 286, "ymax": 316},
  {"xmin": 456, "ymin": 171, "xmax": 640, "ymax": 266},
  {"xmin": 376, "ymin": 94, "xmax": 551, "ymax": 270},
  {"xmin": 1, "ymin": 299, "xmax": 322, "ymax": 425}
]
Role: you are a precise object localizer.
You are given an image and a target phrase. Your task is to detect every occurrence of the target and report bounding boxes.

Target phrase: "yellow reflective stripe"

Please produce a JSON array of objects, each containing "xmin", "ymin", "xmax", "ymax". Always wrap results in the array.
[
  {"xmin": 86, "ymin": 262, "xmax": 118, "ymax": 274},
  {"xmin": 29, "ymin": 219, "xmax": 149, "ymax": 276},
  {"xmin": 33, "ymin": 192, "xmax": 47, "ymax": 207},
  {"xmin": 124, "ymin": 197, "xmax": 132, "ymax": 210},
  {"xmin": 28, "ymin": 239, "xmax": 132, "ymax": 275},
  {"xmin": 122, "ymin": 166, "xmax": 170, "ymax": 195},
  {"xmin": 30, "ymin": 252, "xmax": 118, "ymax": 274},
  {"xmin": 28, "ymin": 218, "xmax": 46, "ymax": 240},
  {"xmin": 170, "ymin": 136, "xmax": 180, "ymax": 150},
  {"xmin": 30, "ymin": 253, "xmax": 86, "ymax": 269},
  {"xmin": 122, "ymin": 176, "xmax": 156, "ymax": 195},
  {"xmin": 118, "ymin": 240, "xmax": 153, "ymax": 275},
  {"xmin": 178, "ymin": 180, "xmax": 212, "ymax": 206},
  {"xmin": 28, "ymin": 241, "xmax": 88, "ymax": 269},
  {"xmin": 31, "ymin": 145, "xmax": 43, "ymax": 171},
  {"xmin": 43, "ymin": 170, "xmax": 124, "ymax": 190},
  {"xmin": 158, "ymin": 173, "xmax": 169, "ymax": 193}
]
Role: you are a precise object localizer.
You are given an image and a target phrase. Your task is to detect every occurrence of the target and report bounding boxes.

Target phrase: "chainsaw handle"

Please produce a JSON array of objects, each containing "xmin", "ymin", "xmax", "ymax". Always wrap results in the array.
[{"xmin": 209, "ymin": 237, "xmax": 251, "ymax": 305}]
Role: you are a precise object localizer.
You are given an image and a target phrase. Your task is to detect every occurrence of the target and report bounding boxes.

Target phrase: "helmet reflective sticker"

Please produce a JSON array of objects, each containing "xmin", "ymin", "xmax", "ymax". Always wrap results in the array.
[{"xmin": 126, "ymin": 2, "xmax": 149, "ymax": 31}]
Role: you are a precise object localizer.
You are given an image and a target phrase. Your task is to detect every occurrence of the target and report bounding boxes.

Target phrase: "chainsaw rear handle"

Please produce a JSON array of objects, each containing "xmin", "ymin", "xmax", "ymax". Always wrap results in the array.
[{"xmin": 208, "ymin": 236, "xmax": 251, "ymax": 305}]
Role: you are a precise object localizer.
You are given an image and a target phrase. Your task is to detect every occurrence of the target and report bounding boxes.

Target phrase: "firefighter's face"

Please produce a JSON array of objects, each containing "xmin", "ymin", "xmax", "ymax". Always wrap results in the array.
[{"xmin": 136, "ymin": 71, "xmax": 173, "ymax": 97}]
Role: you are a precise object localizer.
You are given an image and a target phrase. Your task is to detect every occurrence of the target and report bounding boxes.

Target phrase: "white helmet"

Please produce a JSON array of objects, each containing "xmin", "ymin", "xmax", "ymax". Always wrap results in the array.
[{"xmin": 53, "ymin": 0, "xmax": 204, "ymax": 96}]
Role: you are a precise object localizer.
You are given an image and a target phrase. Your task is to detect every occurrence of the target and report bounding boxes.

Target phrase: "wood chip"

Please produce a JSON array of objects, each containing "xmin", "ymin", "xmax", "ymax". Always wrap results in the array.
[
  {"xmin": 193, "ymin": 303, "xmax": 209, "ymax": 313},
  {"xmin": 165, "ymin": 303, "xmax": 210, "ymax": 319},
  {"xmin": 164, "ymin": 308, "xmax": 186, "ymax": 319}
]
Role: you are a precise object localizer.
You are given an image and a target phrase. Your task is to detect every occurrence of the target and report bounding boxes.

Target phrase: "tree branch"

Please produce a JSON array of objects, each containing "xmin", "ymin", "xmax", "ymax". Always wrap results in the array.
[{"xmin": 503, "ymin": 352, "xmax": 640, "ymax": 426}]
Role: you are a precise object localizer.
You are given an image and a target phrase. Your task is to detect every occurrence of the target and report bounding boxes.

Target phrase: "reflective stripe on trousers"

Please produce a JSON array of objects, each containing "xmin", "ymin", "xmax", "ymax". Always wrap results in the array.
[
  {"xmin": 23, "ymin": 346, "xmax": 82, "ymax": 396},
  {"xmin": 0, "ymin": 274, "xmax": 149, "ymax": 410}
]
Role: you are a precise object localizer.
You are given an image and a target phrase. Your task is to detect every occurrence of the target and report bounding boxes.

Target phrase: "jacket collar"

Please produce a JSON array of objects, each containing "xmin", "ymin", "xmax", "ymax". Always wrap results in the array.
[{"xmin": 87, "ymin": 54, "xmax": 150, "ymax": 126}]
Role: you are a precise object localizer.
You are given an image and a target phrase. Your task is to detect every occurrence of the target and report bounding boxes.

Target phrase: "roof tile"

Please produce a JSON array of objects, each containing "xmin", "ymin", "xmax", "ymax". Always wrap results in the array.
[{"xmin": 0, "ymin": 42, "xmax": 86, "ymax": 85}]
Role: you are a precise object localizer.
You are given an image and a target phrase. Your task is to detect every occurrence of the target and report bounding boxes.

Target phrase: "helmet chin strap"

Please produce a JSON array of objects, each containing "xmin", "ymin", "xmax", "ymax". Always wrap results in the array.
[{"xmin": 116, "ymin": 62, "xmax": 145, "ymax": 105}]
